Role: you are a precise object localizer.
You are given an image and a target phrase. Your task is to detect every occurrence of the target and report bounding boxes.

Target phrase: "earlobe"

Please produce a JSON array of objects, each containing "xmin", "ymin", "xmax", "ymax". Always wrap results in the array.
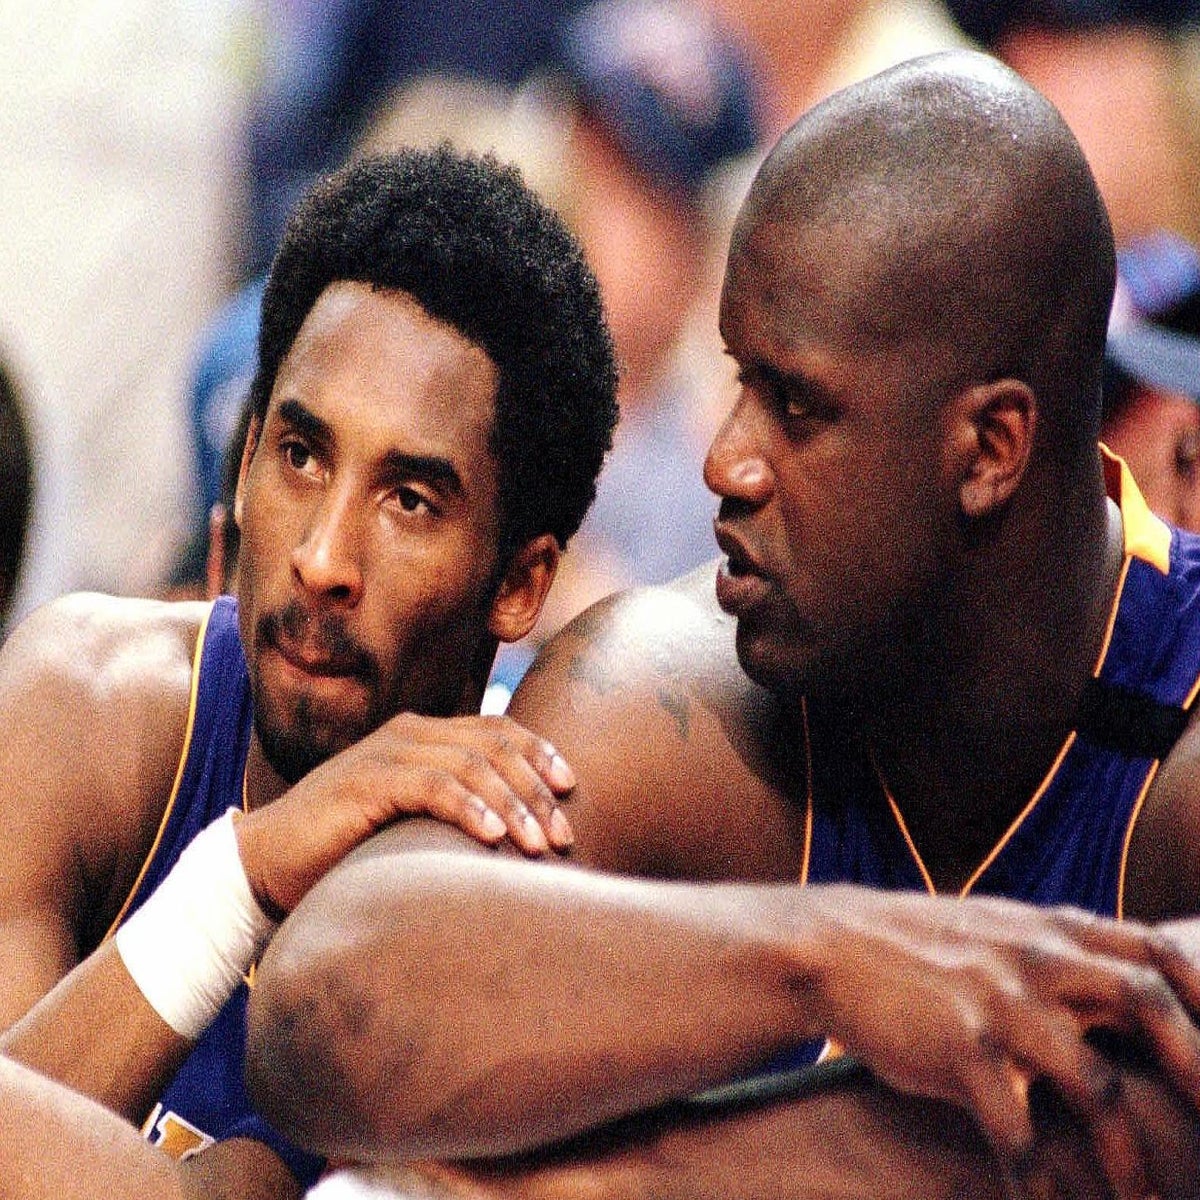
[
  {"xmin": 956, "ymin": 378, "xmax": 1037, "ymax": 519},
  {"xmin": 487, "ymin": 534, "xmax": 561, "ymax": 643},
  {"xmin": 233, "ymin": 417, "xmax": 261, "ymax": 530}
]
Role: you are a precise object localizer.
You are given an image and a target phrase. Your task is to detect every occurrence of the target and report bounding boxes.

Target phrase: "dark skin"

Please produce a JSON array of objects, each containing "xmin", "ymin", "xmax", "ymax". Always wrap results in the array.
[
  {"xmin": 247, "ymin": 52, "xmax": 1200, "ymax": 1200},
  {"xmin": 0, "ymin": 284, "xmax": 581, "ymax": 1199}
]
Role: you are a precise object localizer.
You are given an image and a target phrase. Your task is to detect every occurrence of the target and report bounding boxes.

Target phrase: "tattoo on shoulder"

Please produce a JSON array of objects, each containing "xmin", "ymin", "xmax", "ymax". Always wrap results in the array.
[
  {"xmin": 566, "ymin": 648, "xmax": 621, "ymax": 694},
  {"xmin": 657, "ymin": 687, "xmax": 690, "ymax": 741}
]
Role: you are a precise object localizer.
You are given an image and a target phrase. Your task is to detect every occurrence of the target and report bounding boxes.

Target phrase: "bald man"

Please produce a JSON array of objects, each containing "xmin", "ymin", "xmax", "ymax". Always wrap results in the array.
[{"xmin": 246, "ymin": 52, "xmax": 1200, "ymax": 1199}]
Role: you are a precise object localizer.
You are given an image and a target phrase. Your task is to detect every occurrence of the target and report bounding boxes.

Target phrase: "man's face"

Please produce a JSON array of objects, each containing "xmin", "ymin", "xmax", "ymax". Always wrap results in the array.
[
  {"xmin": 236, "ymin": 281, "xmax": 504, "ymax": 783},
  {"xmin": 705, "ymin": 206, "xmax": 961, "ymax": 699}
]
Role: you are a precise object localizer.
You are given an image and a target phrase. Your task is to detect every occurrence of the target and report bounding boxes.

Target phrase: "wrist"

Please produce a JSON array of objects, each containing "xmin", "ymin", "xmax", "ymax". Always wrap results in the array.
[{"xmin": 114, "ymin": 808, "xmax": 278, "ymax": 1039}]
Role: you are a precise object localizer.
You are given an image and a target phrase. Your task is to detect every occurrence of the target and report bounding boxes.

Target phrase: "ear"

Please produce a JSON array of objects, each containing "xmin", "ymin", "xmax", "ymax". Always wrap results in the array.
[
  {"xmin": 952, "ymin": 378, "xmax": 1037, "ymax": 519},
  {"xmin": 232, "ymin": 415, "xmax": 261, "ymax": 530},
  {"xmin": 487, "ymin": 533, "xmax": 561, "ymax": 643}
]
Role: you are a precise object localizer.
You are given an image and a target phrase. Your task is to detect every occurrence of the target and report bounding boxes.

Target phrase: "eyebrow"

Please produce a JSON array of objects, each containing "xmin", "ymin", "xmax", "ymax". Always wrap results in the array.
[
  {"xmin": 278, "ymin": 399, "xmax": 332, "ymax": 447},
  {"xmin": 378, "ymin": 448, "xmax": 464, "ymax": 497},
  {"xmin": 277, "ymin": 398, "xmax": 465, "ymax": 497}
]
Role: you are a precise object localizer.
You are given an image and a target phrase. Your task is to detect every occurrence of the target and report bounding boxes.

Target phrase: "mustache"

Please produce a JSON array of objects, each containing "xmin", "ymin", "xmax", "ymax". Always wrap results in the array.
[{"xmin": 258, "ymin": 601, "xmax": 378, "ymax": 682}]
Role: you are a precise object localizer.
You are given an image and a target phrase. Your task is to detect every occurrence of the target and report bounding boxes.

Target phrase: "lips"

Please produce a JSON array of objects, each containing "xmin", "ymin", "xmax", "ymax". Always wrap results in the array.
[
  {"xmin": 258, "ymin": 603, "xmax": 376, "ymax": 685},
  {"xmin": 713, "ymin": 523, "xmax": 773, "ymax": 615},
  {"xmin": 272, "ymin": 637, "xmax": 362, "ymax": 679}
]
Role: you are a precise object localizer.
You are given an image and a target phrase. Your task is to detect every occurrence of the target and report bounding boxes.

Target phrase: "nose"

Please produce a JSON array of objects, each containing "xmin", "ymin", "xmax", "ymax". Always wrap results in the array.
[
  {"xmin": 290, "ymin": 485, "xmax": 364, "ymax": 606},
  {"xmin": 703, "ymin": 395, "xmax": 775, "ymax": 509}
]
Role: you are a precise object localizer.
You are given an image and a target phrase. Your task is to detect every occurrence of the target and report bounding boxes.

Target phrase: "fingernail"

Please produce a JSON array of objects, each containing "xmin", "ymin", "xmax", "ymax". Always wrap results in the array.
[
  {"xmin": 549, "ymin": 807, "xmax": 575, "ymax": 848},
  {"xmin": 524, "ymin": 812, "xmax": 549, "ymax": 851},
  {"xmin": 481, "ymin": 809, "xmax": 506, "ymax": 839},
  {"xmin": 547, "ymin": 751, "xmax": 575, "ymax": 790}
]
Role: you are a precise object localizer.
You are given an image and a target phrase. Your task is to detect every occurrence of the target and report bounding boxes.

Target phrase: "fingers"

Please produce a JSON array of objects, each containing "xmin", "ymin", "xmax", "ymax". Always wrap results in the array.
[
  {"xmin": 385, "ymin": 714, "xmax": 577, "ymax": 856},
  {"xmin": 1047, "ymin": 911, "xmax": 1200, "ymax": 1116}
]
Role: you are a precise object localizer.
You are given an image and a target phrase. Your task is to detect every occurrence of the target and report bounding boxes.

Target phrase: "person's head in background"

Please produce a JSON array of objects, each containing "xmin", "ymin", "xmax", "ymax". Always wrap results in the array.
[
  {"xmin": 1103, "ymin": 230, "xmax": 1200, "ymax": 531},
  {"xmin": 0, "ymin": 355, "xmax": 33, "ymax": 632},
  {"xmin": 548, "ymin": 0, "xmax": 761, "ymax": 411}
]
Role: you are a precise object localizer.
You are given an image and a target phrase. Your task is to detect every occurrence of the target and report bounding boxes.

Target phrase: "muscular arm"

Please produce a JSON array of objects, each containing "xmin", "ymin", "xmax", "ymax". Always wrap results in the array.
[
  {"xmin": 0, "ymin": 594, "xmax": 202, "ymax": 1114},
  {"xmin": 247, "ymin": 577, "xmax": 1200, "ymax": 1199},
  {"xmin": 0, "ymin": 1055, "xmax": 304, "ymax": 1200},
  {"xmin": 308, "ymin": 1057, "xmax": 1200, "ymax": 1200}
]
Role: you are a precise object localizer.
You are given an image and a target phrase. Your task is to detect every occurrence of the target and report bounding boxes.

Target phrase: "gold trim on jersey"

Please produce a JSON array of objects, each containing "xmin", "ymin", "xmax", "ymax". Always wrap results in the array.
[
  {"xmin": 101, "ymin": 602, "xmax": 216, "ymax": 942},
  {"xmin": 797, "ymin": 698, "xmax": 814, "ymax": 888},
  {"xmin": 1101, "ymin": 444, "xmax": 1171, "ymax": 574}
]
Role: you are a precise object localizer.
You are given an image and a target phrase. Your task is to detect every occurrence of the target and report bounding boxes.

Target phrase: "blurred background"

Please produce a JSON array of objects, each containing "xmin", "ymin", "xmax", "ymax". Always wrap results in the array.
[{"xmin": 4, "ymin": 0, "xmax": 1200, "ymax": 697}]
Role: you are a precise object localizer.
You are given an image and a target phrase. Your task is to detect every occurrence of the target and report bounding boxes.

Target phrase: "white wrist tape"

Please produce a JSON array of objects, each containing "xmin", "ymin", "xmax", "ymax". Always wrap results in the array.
[{"xmin": 115, "ymin": 808, "xmax": 277, "ymax": 1039}]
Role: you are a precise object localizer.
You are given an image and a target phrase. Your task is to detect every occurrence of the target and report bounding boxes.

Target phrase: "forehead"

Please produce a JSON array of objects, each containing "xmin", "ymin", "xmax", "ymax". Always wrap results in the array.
[
  {"xmin": 721, "ymin": 203, "xmax": 876, "ymax": 359},
  {"xmin": 270, "ymin": 281, "xmax": 500, "ymax": 472}
]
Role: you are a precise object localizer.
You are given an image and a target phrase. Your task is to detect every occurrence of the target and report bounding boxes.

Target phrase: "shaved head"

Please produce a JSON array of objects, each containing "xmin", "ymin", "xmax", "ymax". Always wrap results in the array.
[{"xmin": 730, "ymin": 50, "xmax": 1116, "ymax": 462}]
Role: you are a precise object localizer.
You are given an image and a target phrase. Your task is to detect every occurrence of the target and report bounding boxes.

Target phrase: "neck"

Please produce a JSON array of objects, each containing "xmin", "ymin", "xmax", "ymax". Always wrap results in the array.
[
  {"xmin": 858, "ymin": 466, "xmax": 1124, "ymax": 887},
  {"xmin": 244, "ymin": 733, "xmax": 289, "ymax": 813}
]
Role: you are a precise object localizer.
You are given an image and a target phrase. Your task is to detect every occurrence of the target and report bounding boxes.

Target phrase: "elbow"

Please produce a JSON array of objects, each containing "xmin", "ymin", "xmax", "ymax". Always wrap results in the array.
[
  {"xmin": 245, "ymin": 907, "xmax": 453, "ymax": 1163},
  {"xmin": 246, "ymin": 924, "xmax": 395, "ymax": 1159},
  {"xmin": 244, "ymin": 932, "xmax": 343, "ymax": 1152}
]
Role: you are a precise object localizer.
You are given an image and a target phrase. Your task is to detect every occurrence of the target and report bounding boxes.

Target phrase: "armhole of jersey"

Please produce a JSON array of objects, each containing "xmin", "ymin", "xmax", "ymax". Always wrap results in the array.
[
  {"xmin": 101, "ymin": 603, "xmax": 215, "ymax": 942},
  {"xmin": 1115, "ymin": 760, "xmax": 1161, "ymax": 922}
]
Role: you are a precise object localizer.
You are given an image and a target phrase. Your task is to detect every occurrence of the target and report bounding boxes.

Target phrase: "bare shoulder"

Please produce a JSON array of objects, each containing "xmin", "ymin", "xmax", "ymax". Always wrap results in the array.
[
  {"xmin": 510, "ymin": 562, "xmax": 807, "ymax": 882},
  {"xmin": 0, "ymin": 593, "xmax": 210, "ymax": 942},
  {"xmin": 1124, "ymin": 710, "xmax": 1200, "ymax": 921},
  {"xmin": 0, "ymin": 591, "xmax": 206, "ymax": 743}
]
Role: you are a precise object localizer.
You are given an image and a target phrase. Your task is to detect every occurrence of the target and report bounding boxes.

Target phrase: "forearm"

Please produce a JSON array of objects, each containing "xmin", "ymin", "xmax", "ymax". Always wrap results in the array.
[
  {"xmin": 313, "ymin": 1081, "xmax": 1003, "ymax": 1200},
  {"xmin": 247, "ymin": 845, "xmax": 827, "ymax": 1162},
  {"xmin": 0, "ymin": 939, "xmax": 190, "ymax": 1120},
  {"xmin": 0, "ymin": 1055, "xmax": 187, "ymax": 1200},
  {"xmin": 317, "ymin": 1065, "xmax": 1200, "ymax": 1200}
]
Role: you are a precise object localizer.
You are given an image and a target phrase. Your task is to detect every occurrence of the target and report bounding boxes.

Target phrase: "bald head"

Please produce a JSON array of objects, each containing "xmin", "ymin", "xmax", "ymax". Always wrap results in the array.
[{"xmin": 732, "ymin": 50, "xmax": 1116, "ymax": 456}]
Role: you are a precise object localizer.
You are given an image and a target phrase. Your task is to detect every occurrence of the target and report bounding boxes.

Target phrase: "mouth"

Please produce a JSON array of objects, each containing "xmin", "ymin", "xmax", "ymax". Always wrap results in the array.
[
  {"xmin": 259, "ymin": 605, "xmax": 376, "ymax": 687},
  {"xmin": 271, "ymin": 638, "xmax": 364, "ymax": 679},
  {"xmin": 712, "ymin": 523, "xmax": 773, "ymax": 615}
]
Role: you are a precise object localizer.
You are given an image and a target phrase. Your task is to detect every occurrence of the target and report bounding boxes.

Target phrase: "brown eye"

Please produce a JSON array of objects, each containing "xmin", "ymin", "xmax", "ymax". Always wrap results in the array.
[
  {"xmin": 283, "ymin": 441, "xmax": 311, "ymax": 471},
  {"xmin": 395, "ymin": 486, "xmax": 433, "ymax": 516}
]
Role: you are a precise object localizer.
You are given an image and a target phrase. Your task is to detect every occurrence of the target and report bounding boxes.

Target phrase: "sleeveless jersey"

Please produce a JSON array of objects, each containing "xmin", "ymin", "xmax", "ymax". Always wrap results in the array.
[
  {"xmin": 104, "ymin": 595, "xmax": 325, "ymax": 1188},
  {"xmin": 770, "ymin": 451, "xmax": 1200, "ymax": 1074}
]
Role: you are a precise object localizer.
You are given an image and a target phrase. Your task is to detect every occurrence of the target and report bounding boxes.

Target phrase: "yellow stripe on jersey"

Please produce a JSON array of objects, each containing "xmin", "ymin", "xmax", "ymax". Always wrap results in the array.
[{"xmin": 101, "ymin": 602, "xmax": 215, "ymax": 942}]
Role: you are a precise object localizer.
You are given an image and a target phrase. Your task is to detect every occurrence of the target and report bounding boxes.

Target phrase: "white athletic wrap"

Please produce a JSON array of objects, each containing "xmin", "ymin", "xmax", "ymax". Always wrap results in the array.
[{"xmin": 114, "ymin": 808, "xmax": 277, "ymax": 1039}]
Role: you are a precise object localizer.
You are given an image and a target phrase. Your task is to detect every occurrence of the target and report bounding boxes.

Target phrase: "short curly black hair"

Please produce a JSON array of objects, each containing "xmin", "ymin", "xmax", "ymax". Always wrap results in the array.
[{"xmin": 249, "ymin": 145, "xmax": 618, "ymax": 560}]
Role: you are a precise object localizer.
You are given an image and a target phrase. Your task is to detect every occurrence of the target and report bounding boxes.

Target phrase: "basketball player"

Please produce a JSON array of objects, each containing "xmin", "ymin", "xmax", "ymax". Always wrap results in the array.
[
  {"xmin": 0, "ymin": 146, "xmax": 617, "ymax": 1198},
  {"xmin": 246, "ymin": 52, "xmax": 1200, "ymax": 1199}
]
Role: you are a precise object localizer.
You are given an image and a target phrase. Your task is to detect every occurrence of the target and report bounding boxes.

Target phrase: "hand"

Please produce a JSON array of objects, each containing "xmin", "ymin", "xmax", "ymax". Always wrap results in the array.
[
  {"xmin": 802, "ymin": 886, "xmax": 1200, "ymax": 1200},
  {"xmin": 236, "ymin": 712, "xmax": 576, "ymax": 916}
]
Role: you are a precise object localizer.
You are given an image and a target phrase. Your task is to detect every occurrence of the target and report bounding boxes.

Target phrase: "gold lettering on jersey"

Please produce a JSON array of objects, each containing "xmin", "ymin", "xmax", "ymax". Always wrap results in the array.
[{"xmin": 142, "ymin": 1102, "xmax": 216, "ymax": 1161}]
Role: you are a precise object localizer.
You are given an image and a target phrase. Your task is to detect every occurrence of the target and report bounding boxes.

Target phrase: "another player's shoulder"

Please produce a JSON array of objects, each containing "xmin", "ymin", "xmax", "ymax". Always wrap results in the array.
[
  {"xmin": 518, "ymin": 561, "xmax": 747, "ymax": 708},
  {"xmin": 512, "ymin": 564, "xmax": 805, "ymax": 880}
]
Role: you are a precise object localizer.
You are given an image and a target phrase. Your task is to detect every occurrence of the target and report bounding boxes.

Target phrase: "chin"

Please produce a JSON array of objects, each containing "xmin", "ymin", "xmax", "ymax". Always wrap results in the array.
[{"xmin": 253, "ymin": 686, "xmax": 377, "ymax": 785}]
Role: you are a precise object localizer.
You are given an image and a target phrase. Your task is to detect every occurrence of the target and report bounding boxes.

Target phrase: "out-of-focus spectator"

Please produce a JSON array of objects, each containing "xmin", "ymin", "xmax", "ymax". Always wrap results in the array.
[
  {"xmin": 242, "ymin": 0, "xmax": 589, "ymax": 278},
  {"xmin": 1103, "ymin": 231, "xmax": 1200, "ymax": 530},
  {"xmin": 0, "ymin": 0, "xmax": 258, "ymax": 608},
  {"xmin": 0, "ymin": 354, "xmax": 34, "ymax": 634},
  {"xmin": 493, "ymin": 0, "xmax": 762, "ymax": 678},
  {"xmin": 698, "ymin": 0, "xmax": 971, "ymax": 135}
]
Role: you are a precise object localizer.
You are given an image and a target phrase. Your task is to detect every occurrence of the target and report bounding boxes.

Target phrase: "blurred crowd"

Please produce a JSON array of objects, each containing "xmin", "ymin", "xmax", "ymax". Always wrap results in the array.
[{"xmin": 5, "ymin": 0, "xmax": 1200, "ymax": 694}]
